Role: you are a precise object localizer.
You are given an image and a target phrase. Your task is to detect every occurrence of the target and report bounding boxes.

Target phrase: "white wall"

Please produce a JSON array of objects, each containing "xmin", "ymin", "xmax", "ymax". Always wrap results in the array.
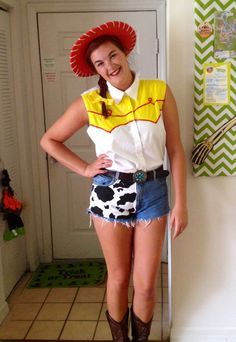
[
  {"xmin": 0, "ymin": 250, "xmax": 8, "ymax": 322},
  {"xmin": 168, "ymin": 1, "xmax": 236, "ymax": 341}
]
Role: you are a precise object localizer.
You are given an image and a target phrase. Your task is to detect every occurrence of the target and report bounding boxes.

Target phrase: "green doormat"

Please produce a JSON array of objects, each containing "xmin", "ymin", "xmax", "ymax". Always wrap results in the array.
[{"xmin": 27, "ymin": 260, "xmax": 107, "ymax": 288}]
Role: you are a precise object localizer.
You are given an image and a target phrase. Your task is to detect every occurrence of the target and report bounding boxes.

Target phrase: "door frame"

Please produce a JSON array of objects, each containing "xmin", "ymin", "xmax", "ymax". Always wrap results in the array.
[{"xmin": 21, "ymin": 0, "xmax": 167, "ymax": 262}]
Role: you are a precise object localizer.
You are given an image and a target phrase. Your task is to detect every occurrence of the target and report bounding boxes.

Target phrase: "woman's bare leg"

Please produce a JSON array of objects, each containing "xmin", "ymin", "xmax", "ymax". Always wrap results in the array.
[
  {"xmin": 132, "ymin": 216, "xmax": 167, "ymax": 322},
  {"xmin": 92, "ymin": 216, "xmax": 134, "ymax": 322}
]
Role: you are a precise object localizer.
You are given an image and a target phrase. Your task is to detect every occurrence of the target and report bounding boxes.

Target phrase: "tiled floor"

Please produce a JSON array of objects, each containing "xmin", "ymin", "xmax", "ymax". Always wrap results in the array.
[{"xmin": 0, "ymin": 262, "xmax": 170, "ymax": 341}]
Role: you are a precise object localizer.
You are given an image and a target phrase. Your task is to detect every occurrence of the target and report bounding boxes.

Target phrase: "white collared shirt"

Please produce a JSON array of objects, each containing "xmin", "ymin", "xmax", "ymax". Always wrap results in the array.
[
  {"xmin": 83, "ymin": 76, "xmax": 167, "ymax": 173},
  {"xmin": 107, "ymin": 74, "xmax": 140, "ymax": 104}
]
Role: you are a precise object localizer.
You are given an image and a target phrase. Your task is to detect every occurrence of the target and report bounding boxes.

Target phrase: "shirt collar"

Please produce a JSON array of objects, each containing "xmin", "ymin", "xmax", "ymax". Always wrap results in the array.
[{"xmin": 107, "ymin": 74, "xmax": 140, "ymax": 104}]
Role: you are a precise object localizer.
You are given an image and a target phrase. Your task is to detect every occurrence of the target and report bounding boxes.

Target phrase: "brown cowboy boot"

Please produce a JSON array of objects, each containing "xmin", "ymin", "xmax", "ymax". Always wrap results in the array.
[
  {"xmin": 106, "ymin": 309, "xmax": 130, "ymax": 341},
  {"xmin": 131, "ymin": 306, "xmax": 153, "ymax": 341}
]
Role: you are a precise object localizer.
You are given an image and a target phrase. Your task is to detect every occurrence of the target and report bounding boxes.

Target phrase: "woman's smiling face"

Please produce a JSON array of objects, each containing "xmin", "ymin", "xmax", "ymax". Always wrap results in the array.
[{"xmin": 90, "ymin": 41, "xmax": 133, "ymax": 91}]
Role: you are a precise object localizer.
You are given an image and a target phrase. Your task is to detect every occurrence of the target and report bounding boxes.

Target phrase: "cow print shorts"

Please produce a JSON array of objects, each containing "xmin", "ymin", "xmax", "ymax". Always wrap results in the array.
[{"xmin": 88, "ymin": 172, "xmax": 170, "ymax": 226}]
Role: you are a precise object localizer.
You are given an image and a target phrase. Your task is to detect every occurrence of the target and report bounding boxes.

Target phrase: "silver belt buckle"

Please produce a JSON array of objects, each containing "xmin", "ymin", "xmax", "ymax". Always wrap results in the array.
[{"xmin": 133, "ymin": 170, "xmax": 147, "ymax": 183}]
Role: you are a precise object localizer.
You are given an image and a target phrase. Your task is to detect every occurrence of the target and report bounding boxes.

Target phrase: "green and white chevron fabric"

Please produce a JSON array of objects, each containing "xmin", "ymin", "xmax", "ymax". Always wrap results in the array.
[{"xmin": 193, "ymin": 0, "xmax": 236, "ymax": 176}]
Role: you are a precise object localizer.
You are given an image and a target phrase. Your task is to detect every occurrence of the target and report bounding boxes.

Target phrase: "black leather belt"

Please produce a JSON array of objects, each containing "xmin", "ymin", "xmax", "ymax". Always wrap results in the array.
[{"xmin": 106, "ymin": 166, "xmax": 169, "ymax": 184}]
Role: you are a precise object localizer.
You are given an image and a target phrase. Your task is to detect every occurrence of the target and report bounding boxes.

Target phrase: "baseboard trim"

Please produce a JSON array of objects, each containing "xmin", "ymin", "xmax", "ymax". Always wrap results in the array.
[{"xmin": 171, "ymin": 327, "xmax": 236, "ymax": 342}]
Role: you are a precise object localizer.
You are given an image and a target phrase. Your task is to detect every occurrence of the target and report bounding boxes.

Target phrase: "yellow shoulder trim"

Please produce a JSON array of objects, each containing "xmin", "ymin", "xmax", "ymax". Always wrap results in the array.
[{"xmin": 82, "ymin": 80, "xmax": 166, "ymax": 133}]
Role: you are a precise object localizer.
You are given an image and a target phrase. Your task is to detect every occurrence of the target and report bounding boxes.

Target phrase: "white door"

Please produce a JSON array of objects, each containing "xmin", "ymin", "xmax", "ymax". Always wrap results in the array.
[{"xmin": 38, "ymin": 11, "xmax": 159, "ymax": 259}]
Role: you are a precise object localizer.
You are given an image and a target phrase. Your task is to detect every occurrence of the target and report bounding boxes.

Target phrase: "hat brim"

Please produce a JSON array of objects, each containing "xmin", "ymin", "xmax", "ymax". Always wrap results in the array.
[{"xmin": 70, "ymin": 21, "xmax": 136, "ymax": 77}]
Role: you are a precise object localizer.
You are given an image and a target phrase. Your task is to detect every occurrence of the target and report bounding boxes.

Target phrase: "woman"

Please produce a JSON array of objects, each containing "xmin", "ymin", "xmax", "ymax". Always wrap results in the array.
[{"xmin": 40, "ymin": 21, "xmax": 188, "ymax": 341}]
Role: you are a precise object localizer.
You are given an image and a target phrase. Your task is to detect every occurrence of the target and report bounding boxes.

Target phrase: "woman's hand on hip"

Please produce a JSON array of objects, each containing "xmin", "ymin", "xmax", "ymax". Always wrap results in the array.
[{"xmin": 84, "ymin": 154, "xmax": 113, "ymax": 177}]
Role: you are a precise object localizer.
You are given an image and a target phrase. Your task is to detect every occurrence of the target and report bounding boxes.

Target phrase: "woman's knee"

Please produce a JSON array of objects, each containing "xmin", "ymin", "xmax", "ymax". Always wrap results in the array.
[
  {"xmin": 133, "ymin": 282, "xmax": 156, "ymax": 301},
  {"xmin": 107, "ymin": 268, "xmax": 130, "ymax": 289}
]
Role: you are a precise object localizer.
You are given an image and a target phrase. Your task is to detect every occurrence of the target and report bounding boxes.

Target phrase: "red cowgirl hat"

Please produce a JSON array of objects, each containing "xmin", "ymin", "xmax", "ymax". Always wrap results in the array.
[{"xmin": 70, "ymin": 21, "xmax": 136, "ymax": 77}]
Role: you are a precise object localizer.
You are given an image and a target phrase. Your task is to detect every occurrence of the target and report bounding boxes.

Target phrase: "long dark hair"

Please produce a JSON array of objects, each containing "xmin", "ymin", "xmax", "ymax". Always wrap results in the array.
[{"xmin": 86, "ymin": 35, "xmax": 126, "ymax": 118}]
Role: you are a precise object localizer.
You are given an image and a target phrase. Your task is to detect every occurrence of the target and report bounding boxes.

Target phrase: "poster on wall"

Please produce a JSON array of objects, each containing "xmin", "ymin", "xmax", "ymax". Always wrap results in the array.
[
  {"xmin": 193, "ymin": 0, "xmax": 236, "ymax": 176},
  {"xmin": 203, "ymin": 62, "xmax": 230, "ymax": 106},
  {"xmin": 214, "ymin": 10, "xmax": 236, "ymax": 59}
]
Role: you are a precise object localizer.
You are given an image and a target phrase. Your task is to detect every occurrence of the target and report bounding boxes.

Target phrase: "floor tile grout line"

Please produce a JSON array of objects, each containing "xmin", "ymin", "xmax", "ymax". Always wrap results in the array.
[
  {"xmin": 161, "ymin": 261, "xmax": 170, "ymax": 341},
  {"xmin": 20, "ymin": 286, "xmax": 77, "ymax": 340},
  {"xmin": 23, "ymin": 286, "xmax": 52, "ymax": 340},
  {"xmin": 55, "ymin": 286, "xmax": 106, "ymax": 340},
  {"xmin": 92, "ymin": 285, "xmax": 107, "ymax": 340},
  {"xmin": 57, "ymin": 287, "xmax": 80, "ymax": 340}
]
